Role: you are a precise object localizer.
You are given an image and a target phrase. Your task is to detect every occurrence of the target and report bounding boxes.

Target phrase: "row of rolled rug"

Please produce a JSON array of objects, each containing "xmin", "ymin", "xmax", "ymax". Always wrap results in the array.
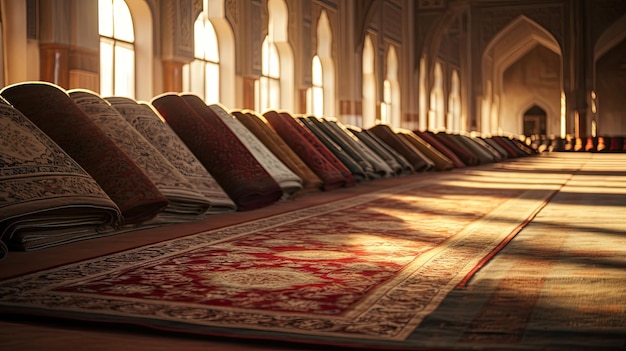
[{"xmin": 0, "ymin": 82, "xmax": 534, "ymax": 259}]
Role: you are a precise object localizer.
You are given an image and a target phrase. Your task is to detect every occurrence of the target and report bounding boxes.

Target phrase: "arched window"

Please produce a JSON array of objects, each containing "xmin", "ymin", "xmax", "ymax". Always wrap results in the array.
[
  {"xmin": 429, "ymin": 61, "xmax": 445, "ymax": 130},
  {"xmin": 99, "ymin": 0, "xmax": 135, "ymax": 98},
  {"xmin": 256, "ymin": 36, "xmax": 281, "ymax": 112},
  {"xmin": 448, "ymin": 69, "xmax": 461, "ymax": 131},
  {"xmin": 381, "ymin": 80, "xmax": 391, "ymax": 124},
  {"xmin": 362, "ymin": 35, "xmax": 376, "ymax": 127},
  {"xmin": 383, "ymin": 46, "xmax": 400, "ymax": 127},
  {"xmin": 255, "ymin": 0, "xmax": 292, "ymax": 112},
  {"xmin": 183, "ymin": 14, "xmax": 220, "ymax": 104},
  {"xmin": 307, "ymin": 55, "xmax": 324, "ymax": 116},
  {"xmin": 307, "ymin": 10, "xmax": 334, "ymax": 117}
]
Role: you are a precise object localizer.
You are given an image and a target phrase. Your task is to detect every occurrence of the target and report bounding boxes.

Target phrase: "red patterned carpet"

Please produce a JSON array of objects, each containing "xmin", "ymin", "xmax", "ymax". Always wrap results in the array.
[{"xmin": 1, "ymin": 153, "xmax": 625, "ymax": 350}]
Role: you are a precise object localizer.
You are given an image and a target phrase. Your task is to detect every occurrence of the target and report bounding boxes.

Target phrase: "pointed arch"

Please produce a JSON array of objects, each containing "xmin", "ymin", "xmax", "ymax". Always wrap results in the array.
[
  {"xmin": 481, "ymin": 15, "xmax": 562, "ymax": 135},
  {"xmin": 316, "ymin": 10, "xmax": 335, "ymax": 117},
  {"xmin": 448, "ymin": 69, "xmax": 461, "ymax": 132},
  {"xmin": 429, "ymin": 61, "xmax": 445, "ymax": 130},
  {"xmin": 594, "ymin": 13, "xmax": 626, "ymax": 62},
  {"xmin": 265, "ymin": 0, "xmax": 294, "ymax": 111},
  {"xmin": 183, "ymin": 13, "xmax": 220, "ymax": 104},
  {"xmin": 594, "ymin": 14, "xmax": 626, "ymax": 136},
  {"xmin": 383, "ymin": 45, "xmax": 400, "ymax": 127},
  {"xmin": 205, "ymin": 0, "xmax": 236, "ymax": 108}
]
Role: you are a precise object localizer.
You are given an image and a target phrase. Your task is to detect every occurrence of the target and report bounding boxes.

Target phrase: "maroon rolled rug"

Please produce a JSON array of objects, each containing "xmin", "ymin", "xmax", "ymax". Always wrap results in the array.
[
  {"xmin": 263, "ymin": 110, "xmax": 351, "ymax": 191},
  {"xmin": 368, "ymin": 124, "xmax": 433, "ymax": 172},
  {"xmin": 181, "ymin": 96, "xmax": 303, "ymax": 199},
  {"xmin": 428, "ymin": 132, "xmax": 480, "ymax": 166},
  {"xmin": 0, "ymin": 97, "xmax": 121, "ymax": 254},
  {"xmin": 105, "ymin": 97, "xmax": 237, "ymax": 214},
  {"xmin": 414, "ymin": 130, "xmax": 467, "ymax": 168},
  {"xmin": 232, "ymin": 110, "xmax": 324, "ymax": 191},
  {"xmin": 69, "ymin": 90, "xmax": 213, "ymax": 223},
  {"xmin": 151, "ymin": 94, "xmax": 282, "ymax": 211},
  {"xmin": 0, "ymin": 82, "xmax": 167, "ymax": 225}
]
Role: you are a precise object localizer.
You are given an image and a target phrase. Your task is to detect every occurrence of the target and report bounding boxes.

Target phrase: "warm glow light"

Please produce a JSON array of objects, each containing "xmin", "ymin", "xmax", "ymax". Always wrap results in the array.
[
  {"xmin": 307, "ymin": 55, "xmax": 324, "ymax": 116},
  {"xmin": 184, "ymin": 13, "xmax": 220, "ymax": 104},
  {"xmin": 99, "ymin": 0, "xmax": 135, "ymax": 98},
  {"xmin": 257, "ymin": 36, "xmax": 281, "ymax": 112}
]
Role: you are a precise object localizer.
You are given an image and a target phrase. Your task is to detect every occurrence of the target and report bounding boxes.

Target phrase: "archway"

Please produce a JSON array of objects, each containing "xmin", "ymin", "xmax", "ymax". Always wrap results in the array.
[
  {"xmin": 482, "ymin": 16, "xmax": 562, "ymax": 135},
  {"xmin": 522, "ymin": 105, "xmax": 547, "ymax": 136}
]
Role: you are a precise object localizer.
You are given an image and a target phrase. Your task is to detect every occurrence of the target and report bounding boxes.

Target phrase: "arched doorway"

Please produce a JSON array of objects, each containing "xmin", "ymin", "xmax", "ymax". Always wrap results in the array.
[{"xmin": 522, "ymin": 105, "xmax": 547, "ymax": 136}]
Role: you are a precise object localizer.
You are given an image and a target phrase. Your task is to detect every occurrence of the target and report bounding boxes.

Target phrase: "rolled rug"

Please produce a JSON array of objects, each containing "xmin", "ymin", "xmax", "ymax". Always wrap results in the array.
[
  {"xmin": 151, "ymin": 94, "xmax": 282, "ymax": 211},
  {"xmin": 0, "ymin": 82, "xmax": 167, "ymax": 225},
  {"xmin": 429, "ymin": 131, "xmax": 480, "ymax": 166},
  {"xmin": 414, "ymin": 130, "xmax": 467, "ymax": 168},
  {"xmin": 451, "ymin": 134, "xmax": 496, "ymax": 164},
  {"xmin": 262, "ymin": 110, "xmax": 351, "ymax": 191},
  {"xmin": 479, "ymin": 136, "xmax": 510, "ymax": 159},
  {"xmin": 324, "ymin": 119, "xmax": 394, "ymax": 178},
  {"xmin": 181, "ymin": 96, "xmax": 302, "ymax": 199},
  {"xmin": 346, "ymin": 125, "xmax": 409, "ymax": 175},
  {"xmin": 0, "ymin": 96, "xmax": 121, "ymax": 253},
  {"xmin": 231, "ymin": 110, "xmax": 323, "ymax": 191},
  {"xmin": 106, "ymin": 97, "xmax": 237, "ymax": 213},
  {"xmin": 396, "ymin": 129, "xmax": 454, "ymax": 171},
  {"xmin": 278, "ymin": 112, "xmax": 356, "ymax": 187},
  {"xmin": 368, "ymin": 124, "xmax": 434, "ymax": 172},
  {"xmin": 69, "ymin": 90, "xmax": 213, "ymax": 223},
  {"xmin": 298, "ymin": 116, "xmax": 368, "ymax": 182}
]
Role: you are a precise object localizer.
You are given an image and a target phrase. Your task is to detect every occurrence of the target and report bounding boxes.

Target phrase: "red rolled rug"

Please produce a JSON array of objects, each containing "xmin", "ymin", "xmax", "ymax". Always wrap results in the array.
[
  {"xmin": 0, "ymin": 82, "xmax": 167, "ymax": 225},
  {"xmin": 180, "ymin": 96, "xmax": 303, "ymax": 199},
  {"xmin": 414, "ymin": 130, "xmax": 467, "ymax": 168},
  {"xmin": 106, "ymin": 97, "xmax": 237, "ymax": 214},
  {"xmin": 151, "ymin": 94, "xmax": 282, "ymax": 211},
  {"xmin": 0, "ymin": 97, "xmax": 121, "ymax": 255},
  {"xmin": 69, "ymin": 90, "xmax": 213, "ymax": 223},
  {"xmin": 232, "ymin": 110, "xmax": 324, "ymax": 191},
  {"xmin": 263, "ymin": 110, "xmax": 351, "ymax": 191}
]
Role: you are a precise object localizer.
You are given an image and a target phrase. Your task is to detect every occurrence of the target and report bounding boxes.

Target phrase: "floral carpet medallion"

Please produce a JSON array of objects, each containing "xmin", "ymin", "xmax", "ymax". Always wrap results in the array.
[{"xmin": 0, "ymin": 180, "xmax": 552, "ymax": 349}]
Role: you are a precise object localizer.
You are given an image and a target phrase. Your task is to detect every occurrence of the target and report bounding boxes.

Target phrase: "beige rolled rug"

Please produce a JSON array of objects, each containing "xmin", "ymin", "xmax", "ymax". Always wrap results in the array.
[
  {"xmin": 396, "ymin": 129, "xmax": 454, "ymax": 171},
  {"xmin": 68, "ymin": 90, "xmax": 213, "ymax": 223},
  {"xmin": 1, "ymin": 82, "xmax": 167, "ymax": 226},
  {"xmin": 181, "ymin": 96, "xmax": 303, "ymax": 199},
  {"xmin": 0, "ymin": 97, "xmax": 121, "ymax": 256},
  {"xmin": 105, "ymin": 96, "xmax": 237, "ymax": 213}
]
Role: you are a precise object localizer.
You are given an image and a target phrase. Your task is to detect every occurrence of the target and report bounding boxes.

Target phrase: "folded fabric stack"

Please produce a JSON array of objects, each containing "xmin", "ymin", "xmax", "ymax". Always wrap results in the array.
[{"xmin": 0, "ymin": 90, "xmax": 121, "ymax": 255}]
